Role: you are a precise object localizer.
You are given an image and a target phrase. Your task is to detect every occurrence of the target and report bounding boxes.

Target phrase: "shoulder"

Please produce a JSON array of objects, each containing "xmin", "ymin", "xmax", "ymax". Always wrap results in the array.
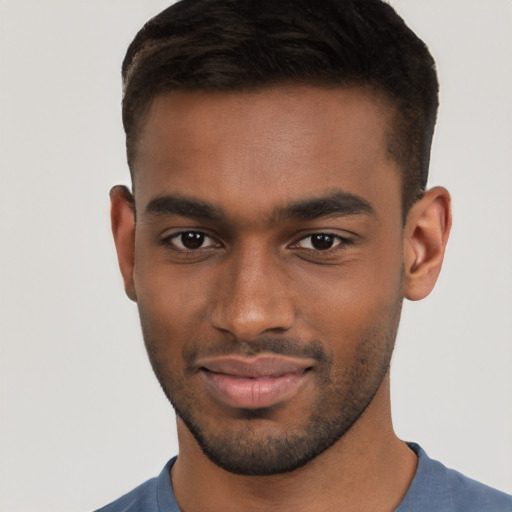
[
  {"xmin": 443, "ymin": 464, "xmax": 512, "ymax": 511},
  {"xmin": 94, "ymin": 458, "xmax": 179, "ymax": 512},
  {"xmin": 95, "ymin": 477, "xmax": 158, "ymax": 512},
  {"xmin": 397, "ymin": 443, "xmax": 512, "ymax": 512},
  {"xmin": 96, "ymin": 478, "xmax": 158, "ymax": 512}
]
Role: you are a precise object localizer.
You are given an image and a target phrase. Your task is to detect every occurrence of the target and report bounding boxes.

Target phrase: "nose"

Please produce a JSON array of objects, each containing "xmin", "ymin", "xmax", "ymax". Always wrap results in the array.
[{"xmin": 210, "ymin": 245, "xmax": 295, "ymax": 341}]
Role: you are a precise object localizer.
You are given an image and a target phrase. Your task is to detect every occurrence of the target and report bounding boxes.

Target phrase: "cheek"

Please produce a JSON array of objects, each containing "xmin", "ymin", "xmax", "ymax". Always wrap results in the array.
[
  {"xmin": 133, "ymin": 256, "xmax": 215, "ymax": 351},
  {"xmin": 295, "ymin": 246, "xmax": 404, "ymax": 346}
]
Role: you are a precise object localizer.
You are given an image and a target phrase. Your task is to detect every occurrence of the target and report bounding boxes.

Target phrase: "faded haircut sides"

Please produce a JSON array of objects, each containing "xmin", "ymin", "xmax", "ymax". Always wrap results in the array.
[{"xmin": 122, "ymin": 0, "xmax": 439, "ymax": 215}]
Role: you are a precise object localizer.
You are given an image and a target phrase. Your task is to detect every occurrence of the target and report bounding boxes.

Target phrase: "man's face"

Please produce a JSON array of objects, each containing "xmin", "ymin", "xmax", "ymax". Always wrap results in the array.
[{"xmin": 128, "ymin": 86, "xmax": 406, "ymax": 475}]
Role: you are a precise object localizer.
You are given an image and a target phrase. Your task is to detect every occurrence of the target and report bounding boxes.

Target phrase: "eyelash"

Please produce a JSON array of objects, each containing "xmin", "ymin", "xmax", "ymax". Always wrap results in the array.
[
  {"xmin": 161, "ymin": 230, "xmax": 352, "ymax": 254},
  {"xmin": 292, "ymin": 233, "xmax": 352, "ymax": 252},
  {"xmin": 161, "ymin": 231, "xmax": 220, "ymax": 252}
]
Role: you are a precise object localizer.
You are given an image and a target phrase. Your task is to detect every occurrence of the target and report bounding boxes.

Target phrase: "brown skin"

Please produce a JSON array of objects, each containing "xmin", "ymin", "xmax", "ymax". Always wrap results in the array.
[{"xmin": 111, "ymin": 85, "xmax": 451, "ymax": 512}]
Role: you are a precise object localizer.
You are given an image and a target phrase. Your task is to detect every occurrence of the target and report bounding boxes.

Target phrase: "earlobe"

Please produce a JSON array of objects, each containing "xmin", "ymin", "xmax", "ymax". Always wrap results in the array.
[
  {"xmin": 403, "ymin": 187, "xmax": 452, "ymax": 301},
  {"xmin": 110, "ymin": 185, "xmax": 137, "ymax": 302}
]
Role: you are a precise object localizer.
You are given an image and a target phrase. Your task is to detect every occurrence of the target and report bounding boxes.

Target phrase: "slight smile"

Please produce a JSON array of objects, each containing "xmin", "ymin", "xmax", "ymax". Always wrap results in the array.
[{"xmin": 197, "ymin": 355, "xmax": 315, "ymax": 409}]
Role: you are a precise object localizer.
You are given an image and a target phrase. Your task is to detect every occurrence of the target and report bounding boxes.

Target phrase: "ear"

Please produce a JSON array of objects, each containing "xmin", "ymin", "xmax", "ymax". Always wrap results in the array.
[
  {"xmin": 403, "ymin": 186, "xmax": 452, "ymax": 301},
  {"xmin": 110, "ymin": 185, "xmax": 137, "ymax": 301}
]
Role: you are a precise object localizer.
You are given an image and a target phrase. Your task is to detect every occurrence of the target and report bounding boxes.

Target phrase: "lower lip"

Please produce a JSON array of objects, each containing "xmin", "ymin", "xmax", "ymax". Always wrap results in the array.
[{"xmin": 201, "ymin": 370, "xmax": 309, "ymax": 409}]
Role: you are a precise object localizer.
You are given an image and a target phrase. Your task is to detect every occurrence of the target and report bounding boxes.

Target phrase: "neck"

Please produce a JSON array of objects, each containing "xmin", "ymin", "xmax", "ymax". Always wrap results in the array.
[{"xmin": 171, "ymin": 375, "xmax": 417, "ymax": 512}]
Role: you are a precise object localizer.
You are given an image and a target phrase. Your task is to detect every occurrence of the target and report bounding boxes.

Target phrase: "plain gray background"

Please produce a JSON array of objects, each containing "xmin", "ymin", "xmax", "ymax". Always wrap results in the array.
[{"xmin": 1, "ymin": 1, "xmax": 511, "ymax": 510}]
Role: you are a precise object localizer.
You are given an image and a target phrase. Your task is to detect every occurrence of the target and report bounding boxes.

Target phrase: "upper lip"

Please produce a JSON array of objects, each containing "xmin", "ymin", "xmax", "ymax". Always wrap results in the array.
[{"xmin": 196, "ymin": 354, "xmax": 315, "ymax": 378}]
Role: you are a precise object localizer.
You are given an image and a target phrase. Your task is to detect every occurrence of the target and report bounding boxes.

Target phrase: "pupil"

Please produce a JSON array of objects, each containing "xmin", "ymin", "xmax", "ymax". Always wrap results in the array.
[
  {"xmin": 181, "ymin": 232, "xmax": 205, "ymax": 249},
  {"xmin": 311, "ymin": 234, "xmax": 334, "ymax": 250}
]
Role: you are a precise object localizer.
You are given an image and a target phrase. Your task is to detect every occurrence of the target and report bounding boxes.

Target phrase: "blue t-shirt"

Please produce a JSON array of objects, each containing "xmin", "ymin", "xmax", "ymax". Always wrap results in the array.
[{"xmin": 95, "ymin": 443, "xmax": 512, "ymax": 511}]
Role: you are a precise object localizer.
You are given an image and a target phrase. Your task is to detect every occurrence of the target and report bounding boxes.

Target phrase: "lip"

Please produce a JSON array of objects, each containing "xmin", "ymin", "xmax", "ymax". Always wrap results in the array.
[{"xmin": 197, "ymin": 355, "xmax": 314, "ymax": 409}]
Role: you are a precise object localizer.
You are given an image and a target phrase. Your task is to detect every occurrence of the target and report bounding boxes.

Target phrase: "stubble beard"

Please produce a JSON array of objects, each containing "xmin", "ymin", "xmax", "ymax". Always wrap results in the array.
[{"xmin": 140, "ymin": 296, "xmax": 402, "ymax": 476}]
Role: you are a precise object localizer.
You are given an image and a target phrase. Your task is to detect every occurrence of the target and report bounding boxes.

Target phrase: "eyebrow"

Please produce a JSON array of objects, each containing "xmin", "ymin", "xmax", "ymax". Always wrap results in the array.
[
  {"xmin": 143, "ymin": 193, "xmax": 223, "ymax": 221},
  {"xmin": 274, "ymin": 191, "xmax": 374, "ymax": 222},
  {"xmin": 142, "ymin": 189, "xmax": 374, "ymax": 223}
]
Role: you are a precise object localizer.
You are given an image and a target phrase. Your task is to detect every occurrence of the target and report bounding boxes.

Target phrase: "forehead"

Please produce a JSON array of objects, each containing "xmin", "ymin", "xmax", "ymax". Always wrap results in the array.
[{"xmin": 133, "ymin": 85, "xmax": 401, "ymax": 221}]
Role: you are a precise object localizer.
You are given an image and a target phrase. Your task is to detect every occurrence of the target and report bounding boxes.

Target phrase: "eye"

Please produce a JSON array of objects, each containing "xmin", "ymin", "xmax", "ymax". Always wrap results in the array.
[
  {"xmin": 294, "ymin": 233, "xmax": 346, "ymax": 251},
  {"xmin": 166, "ymin": 231, "xmax": 219, "ymax": 251}
]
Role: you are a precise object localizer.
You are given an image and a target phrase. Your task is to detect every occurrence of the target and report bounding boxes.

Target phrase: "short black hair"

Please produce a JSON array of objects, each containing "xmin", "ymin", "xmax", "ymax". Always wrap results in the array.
[{"xmin": 122, "ymin": 0, "xmax": 439, "ymax": 214}]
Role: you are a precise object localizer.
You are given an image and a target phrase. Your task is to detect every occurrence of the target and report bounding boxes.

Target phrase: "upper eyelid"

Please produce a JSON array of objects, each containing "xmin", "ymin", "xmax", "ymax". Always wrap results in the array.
[
  {"xmin": 160, "ymin": 229, "xmax": 353, "ymax": 247},
  {"xmin": 298, "ymin": 231, "xmax": 348, "ymax": 239},
  {"xmin": 162, "ymin": 230, "xmax": 221, "ymax": 248},
  {"xmin": 292, "ymin": 231, "xmax": 352, "ymax": 243},
  {"xmin": 162, "ymin": 228, "xmax": 217, "ymax": 240}
]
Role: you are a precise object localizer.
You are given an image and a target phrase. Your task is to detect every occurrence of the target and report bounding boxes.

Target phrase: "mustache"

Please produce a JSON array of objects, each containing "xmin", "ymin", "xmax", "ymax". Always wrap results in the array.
[{"xmin": 183, "ymin": 337, "xmax": 331, "ymax": 372}]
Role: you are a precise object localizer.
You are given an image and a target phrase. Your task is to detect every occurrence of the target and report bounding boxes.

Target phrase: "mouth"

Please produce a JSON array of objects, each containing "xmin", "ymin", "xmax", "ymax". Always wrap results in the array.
[{"xmin": 196, "ymin": 355, "xmax": 314, "ymax": 410}]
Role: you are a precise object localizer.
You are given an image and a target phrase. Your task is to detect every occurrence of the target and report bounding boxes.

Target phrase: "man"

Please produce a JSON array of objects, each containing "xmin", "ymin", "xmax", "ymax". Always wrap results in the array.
[{"xmin": 99, "ymin": 0, "xmax": 512, "ymax": 510}]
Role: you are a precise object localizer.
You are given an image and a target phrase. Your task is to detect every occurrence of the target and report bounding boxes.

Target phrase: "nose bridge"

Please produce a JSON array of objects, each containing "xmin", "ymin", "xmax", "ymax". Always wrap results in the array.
[{"xmin": 211, "ymin": 241, "xmax": 295, "ymax": 339}]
